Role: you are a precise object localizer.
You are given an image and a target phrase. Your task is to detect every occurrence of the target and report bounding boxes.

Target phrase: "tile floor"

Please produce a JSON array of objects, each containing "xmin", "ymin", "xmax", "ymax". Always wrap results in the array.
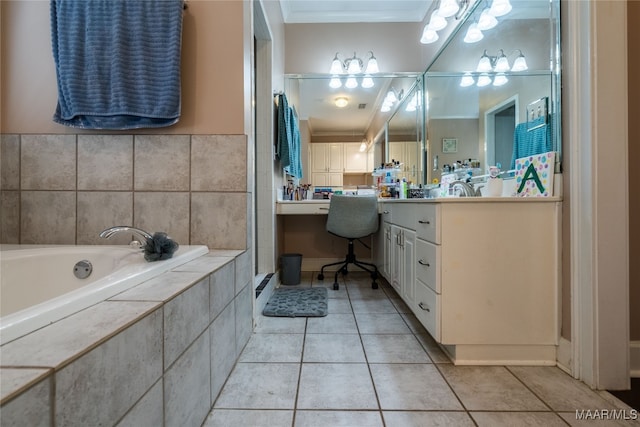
[{"xmin": 204, "ymin": 272, "xmax": 638, "ymax": 427}]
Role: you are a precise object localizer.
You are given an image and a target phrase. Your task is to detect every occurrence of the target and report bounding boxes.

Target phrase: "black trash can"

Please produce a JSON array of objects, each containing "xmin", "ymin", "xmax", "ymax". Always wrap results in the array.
[{"xmin": 280, "ymin": 253, "xmax": 302, "ymax": 285}]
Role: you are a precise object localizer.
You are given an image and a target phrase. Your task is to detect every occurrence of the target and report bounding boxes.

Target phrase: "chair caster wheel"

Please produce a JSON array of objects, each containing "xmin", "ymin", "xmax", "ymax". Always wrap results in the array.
[
  {"xmin": 372, "ymin": 281, "xmax": 378, "ymax": 289},
  {"xmin": 371, "ymin": 272, "xmax": 378, "ymax": 280},
  {"xmin": 341, "ymin": 267, "xmax": 348, "ymax": 275},
  {"xmin": 333, "ymin": 282, "xmax": 339, "ymax": 290},
  {"xmin": 318, "ymin": 273, "xmax": 324, "ymax": 280}
]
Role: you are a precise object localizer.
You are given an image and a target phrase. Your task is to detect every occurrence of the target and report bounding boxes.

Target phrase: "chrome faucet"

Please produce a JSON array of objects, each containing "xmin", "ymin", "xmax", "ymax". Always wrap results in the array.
[
  {"xmin": 450, "ymin": 181, "xmax": 482, "ymax": 197},
  {"xmin": 99, "ymin": 226, "xmax": 153, "ymax": 246}
]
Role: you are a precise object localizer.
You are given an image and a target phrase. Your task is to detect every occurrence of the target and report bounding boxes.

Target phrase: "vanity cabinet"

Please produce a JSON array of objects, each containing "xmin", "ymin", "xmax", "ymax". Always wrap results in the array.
[{"xmin": 377, "ymin": 200, "xmax": 560, "ymax": 365}]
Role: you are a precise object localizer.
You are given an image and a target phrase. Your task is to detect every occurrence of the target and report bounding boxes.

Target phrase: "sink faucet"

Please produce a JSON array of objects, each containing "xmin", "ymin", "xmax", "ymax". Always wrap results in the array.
[
  {"xmin": 99, "ymin": 226, "xmax": 153, "ymax": 247},
  {"xmin": 450, "ymin": 181, "xmax": 482, "ymax": 197}
]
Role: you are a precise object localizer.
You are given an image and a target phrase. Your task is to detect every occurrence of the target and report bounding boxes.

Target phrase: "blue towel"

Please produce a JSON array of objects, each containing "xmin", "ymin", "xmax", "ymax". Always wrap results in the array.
[
  {"xmin": 50, "ymin": 0, "xmax": 183, "ymax": 129},
  {"xmin": 276, "ymin": 94, "xmax": 303, "ymax": 179},
  {"xmin": 510, "ymin": 116, "xmax": 553, "ymax": 169}
]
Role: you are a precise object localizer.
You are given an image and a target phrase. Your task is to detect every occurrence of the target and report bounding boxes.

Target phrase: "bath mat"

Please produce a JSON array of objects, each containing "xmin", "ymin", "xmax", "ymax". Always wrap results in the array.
[{"xmin": 262, "ymin": 287, "xmax": 328, "ymax": 317}]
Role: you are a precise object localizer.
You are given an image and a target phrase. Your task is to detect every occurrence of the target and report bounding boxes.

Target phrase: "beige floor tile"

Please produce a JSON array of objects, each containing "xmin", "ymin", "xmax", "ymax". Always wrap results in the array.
[
  {"xmin": 415, "ymin": 333, "xmax": 452, "ymax": 363},
  {"xmin": 254, "ymin": 316, "xmax": 307, "ymax": 334},
  {"xmin": 238, "ymin": 333, "xmax": 304, "ymax": 363},
  {"xmin": 306, "ymin": 313, "xmax": 359, "ymax": 334},
  {"xmin": 204, "ymin": 409, "xmax": 293, "ymax": 427},
  {"xmin": 350, "ymin": 297, "xmax": 398, "ymax": 313},
  {"xmin": 509, "ymin": 366, "xmax": 620, "ymax": 412},
  {"xmin": 354, "ymin": 312, "xmax": 412, "ymax": 334},
  {"xmin": 303, "ymin": 333, "xmax": 366, "ymax": 363},
  {"xmin": 439, "ymin": 365, "xmax": 548, "ymax": 411},
  {"xmin": 327, "ymin": 298, "xmax": 354, "ymax": 314},
  {"xmin": 383, "ymin": 411, "xmax": 475, "ymax": 427},
  {"xmin": 471, "ymin": 411, "xmax": 568, "ymax": 427},
  {"xmin": 361, "ymin": 334, "xmax": 431, "ymax": 363},
  {"xmin": 297, "ymin": 363, "xmax": 378, "ymax": 410},
  {"xmin": 370, "ymin": 364, "xmax": 463, "ymax": 410},
  {"xmin": 295, "ymin": 410, "xmax": 383, "ymax": 427}
]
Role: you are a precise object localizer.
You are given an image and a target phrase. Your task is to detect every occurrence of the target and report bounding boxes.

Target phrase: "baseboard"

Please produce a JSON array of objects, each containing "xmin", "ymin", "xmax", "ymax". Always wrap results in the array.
[
  {"xmin": 254, "ymin": 272, "xmax": 279, "ymax": 322},
  {"xmin": 631, "ymin": 340, "xmax": 640, "ymax": 378},
  {"xmin": 556, "ymin": 336, "xmax": 572, "ymax": 375}
]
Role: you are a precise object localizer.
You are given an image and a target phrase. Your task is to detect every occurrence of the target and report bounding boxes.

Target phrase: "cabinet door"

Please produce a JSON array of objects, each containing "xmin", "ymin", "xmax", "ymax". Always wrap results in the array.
[
  {"xmin": 405, "ymin": 141, "xmax": 418, "ymax": 180},
  {"xmin": 328, "ymin": 172, "xmax": 343, "ymax": 187},
  {"xmin": 382, "ymin": 222, "xmax": 392, "ymax": 280},
  {"xmin": 390, "ymin": 225, "xmax": 402, "ymax": 294},
  {"xmin": 402, "ymin": 229, "xmax": 416, "ymax": 305},
  {"xmin": 311, "ymin": 172, "xmax": 328, "ymax": 187},
  {"xmin": 343, "ymin": 143, "xmax": 367, "ymax": 173},
  {"xmin": 311, "ymin": 144, "xmax": 329, "ymax": 172},
  {"xmin": 327, "ymin": 143, "xmax": 344, "ymax": 172},
  {"xmin": 388, "ymin": 142, "xmax": 404, "ymax": 167}
]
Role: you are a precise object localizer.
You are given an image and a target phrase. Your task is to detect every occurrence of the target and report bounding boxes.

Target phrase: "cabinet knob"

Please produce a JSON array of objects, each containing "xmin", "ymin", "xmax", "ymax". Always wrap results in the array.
[
  {"xmin": 418, "ymin": 220, "xmax": 430, "ymax": 225},
  {"xmin": 418, "ymin": 302, "xmax": 431, "ymax": 312},
  {"xmin": 418, "ymin": 259, "xmax": 430, "ymax": 267}
]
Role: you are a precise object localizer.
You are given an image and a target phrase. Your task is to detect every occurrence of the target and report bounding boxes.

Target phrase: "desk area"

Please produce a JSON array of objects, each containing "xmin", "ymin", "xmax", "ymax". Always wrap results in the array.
[{"xmin": 277, "ymin": 196, "xmax": 562, "ymax": 365}]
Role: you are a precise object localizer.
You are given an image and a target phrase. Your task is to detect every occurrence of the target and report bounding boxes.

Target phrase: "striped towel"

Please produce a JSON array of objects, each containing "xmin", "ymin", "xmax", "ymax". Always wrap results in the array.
[{"xmin": 50, "ymin": 0, "xmax": 183, "ymax": 129}]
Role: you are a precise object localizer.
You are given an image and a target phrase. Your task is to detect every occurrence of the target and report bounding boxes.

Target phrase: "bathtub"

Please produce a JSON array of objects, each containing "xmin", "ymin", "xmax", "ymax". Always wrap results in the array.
[{"xmin": 0, "ymin": 244, "xmax": 209, "ymax": 345}]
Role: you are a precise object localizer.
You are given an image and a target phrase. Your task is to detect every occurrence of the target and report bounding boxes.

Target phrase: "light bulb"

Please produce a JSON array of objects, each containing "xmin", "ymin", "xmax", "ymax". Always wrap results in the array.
[
  {"xmin": 494, "ymin": 51, "xmax": 510, "ymax": 72},
  {"xmin": 334, "ymin": 97, "xmax": 348, "ymax": 108},
  {"xmin": 511, "ymin": 54, "xmax": 528, "ymax": 71},
  {"xmin": 361, "ymin": 76, "xmax": 374, "ymax": 88},
  {"xmin": 329, "ymin": 54, "xmax": 343, "ymax": 74},
  {"xmin": 463, "ymin": 23, "xmax": 483, "ymax": 43},
  {"xmin": 329, "ymin": 77, "xmax": 342, "ymax": 89},
  {"xmin": 477, "ymin": 8, "xmax": 498, "ymax": 30},
  {"xmin": 365, "ymin": 54, "xmax": 379, "ymax": 74},
  {"xmin": 428, "ymin": 10, "xmax": 447, "ymax": 31},
  {"xmin": 489, "ymin": 0, "xmax": 512, "ymax": 17},
  {"xmin": 460, "ymin": 72, "xmax": 475, "ymax": 87},
  {"xmin": 346, "ymin": 56, "xmax": 361, "ymax": 74},
  {"xmin": 476, "ymin": 52, "xmax": 492, "ymax": 72},
  {"xmin": 477, "ymin": 73, "xmax": 492, "ymax": 87},
  {"xmin": 437, "ymin": 0, "xmax": 459, "ymax": 18},
  {"xmin": 345, "ymin": 76, "xmax": 358, "ymax": 89},
  {"xmin": 493, "ymin": 73, "xmax": 508, "ymax": 86},
  {"xmin": 359, "ymin": 141, "xmax": 367, "ymax": 152},
  {"xmin": 420, "ymin": 26, "xmax": 439, "ymax": 44}
]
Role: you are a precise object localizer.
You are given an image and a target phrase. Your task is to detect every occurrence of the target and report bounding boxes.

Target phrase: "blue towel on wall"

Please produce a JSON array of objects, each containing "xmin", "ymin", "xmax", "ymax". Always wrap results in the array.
[
  {"xmin": 50, "ymin": 0, "xmax": 183, "ymax": 129},
  {"xmin": 276, "ymin": 94, "xmax": 303, "ymax": 179},
  {"xmin": 510, "ymin": 116, "xmax": 554, "ymax": 169}
]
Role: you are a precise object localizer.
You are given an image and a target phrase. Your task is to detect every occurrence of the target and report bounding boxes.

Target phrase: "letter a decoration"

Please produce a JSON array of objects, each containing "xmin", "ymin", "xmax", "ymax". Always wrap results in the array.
[{"xmin": 514, "ymin": 152, "xmax": 555, "ymax": 197}]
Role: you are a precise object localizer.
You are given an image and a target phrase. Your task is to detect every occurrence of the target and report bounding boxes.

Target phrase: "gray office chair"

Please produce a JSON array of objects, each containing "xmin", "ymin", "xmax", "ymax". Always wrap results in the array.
[{"xmin": 317, "ymin": 194, "xmax": 379, "ymax": 290}]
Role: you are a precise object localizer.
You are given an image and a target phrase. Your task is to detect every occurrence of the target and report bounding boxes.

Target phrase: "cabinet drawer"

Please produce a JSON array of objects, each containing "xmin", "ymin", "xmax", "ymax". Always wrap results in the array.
[
  {"xmin": 393, "ymin": 203, "xmax": 416, "ymax": 230},
  {"xmin": 415, "ymin": 204, "xmax": 439, "ymax": 243},
  {"xmin": 414, "ymin": 279, "xmax": 440, "ymax": 341},
  {"xmin": 416, "ymin": 239, "xmax": 440, "ymax": 293}
]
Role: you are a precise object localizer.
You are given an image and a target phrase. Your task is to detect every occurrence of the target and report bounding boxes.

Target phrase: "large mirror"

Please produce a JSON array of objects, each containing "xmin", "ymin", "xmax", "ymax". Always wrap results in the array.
[
  {"xmin": 283, "ymin": 74, "xmax": 422, "ymax": 187},
  {"xmin": 386, "ymin": 79, "xmax": 425, "ymax": 184},
  {"xmin": 424, "ymin": 0, "xmax": 560, "ymax": 182}
]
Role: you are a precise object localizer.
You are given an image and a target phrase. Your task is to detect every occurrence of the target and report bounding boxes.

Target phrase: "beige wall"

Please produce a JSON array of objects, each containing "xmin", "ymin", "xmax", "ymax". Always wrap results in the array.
[
  {"xmin": 629, "ymin": 1, "xmax": 640, "ymax": 341},
  {"xmin": 0, "ymin": 1, "xmax": 251, "ymax": 250},
  {"xmin": 1, "ymin": 0, "xmax": 245, "ymax": 135}
]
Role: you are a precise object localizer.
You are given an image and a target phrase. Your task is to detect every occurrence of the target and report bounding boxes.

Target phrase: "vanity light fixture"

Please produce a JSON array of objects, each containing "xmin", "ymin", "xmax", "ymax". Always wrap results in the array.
[
  {"xmin": 489, "ymin": 0, "xmax": 512, "ymax": 17},
  {"xmin": 334, "ymin": 97, "xmax": 349, "ymax": 108},
  {"xmin": 361, "ymin": 76, "xmax": 374, "ymax": 89},
  {"xmin": 493, "ymin": 73, "xmax": 509, "ymax": 86},
  {"xmin": 345, "ymin": 76, "xmax": 358, "ymax": 89},
  {"xmin": 476, "ymin": 49, "xmax": 528, "ymax": 73},
  {"xmin": 477, "ymin": 73, "xmax": 492, "ymax": 87},
  {"xmin": 420, "ymin": 0, "xmax": 471, "ymax": 45},
  {"xmin": 329, "ymin": 52, "xmax": 378, "ymax": 89},
  {"xmin": 476, "ymin": 6, "xmax": 498, "ymax": 30},
  {"xmin": 329, "ymin": 77, "xmax": 342, "ymax": 89},
  {"xmin": 463, "ymin": 22, "xmax": 484, "ymax": 43},
  {"xmin": 437, "ymin": 0, "xmax": 460, "ymax": 18},
  {"xmin": 510, "ymin": 50, "xmax": 528, "ymax": 72},
  {"xmin": 459, "ymin": 72, "xmax": 475, "ymax": 87},
  {"xmin": 380, "ymin": 88, "xmax": 404, "ymax": 113}
]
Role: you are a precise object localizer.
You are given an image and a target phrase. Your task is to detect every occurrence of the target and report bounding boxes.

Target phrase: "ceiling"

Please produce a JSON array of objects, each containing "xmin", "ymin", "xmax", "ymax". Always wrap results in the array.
[{"xmin": 279, "ymin": 1, "xmax": 433, "ymax": 24}]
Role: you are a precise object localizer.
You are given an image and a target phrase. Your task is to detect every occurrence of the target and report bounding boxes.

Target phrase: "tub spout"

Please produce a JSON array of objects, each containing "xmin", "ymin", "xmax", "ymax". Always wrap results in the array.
[{"xmin": 99, "ymin": 226, "xmax": 153, "ymax": 243}]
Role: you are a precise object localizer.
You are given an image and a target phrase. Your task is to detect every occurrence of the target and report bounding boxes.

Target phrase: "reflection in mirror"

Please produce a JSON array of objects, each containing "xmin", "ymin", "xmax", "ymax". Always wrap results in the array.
[
  {"xmin": 283, "ymin": 74, "xmax": 422, "ymax": 187},
  {"xmin": 423, "ymin": 0, "xmax": 560, "ymax": 182},
  {"xmin": 386, "ymin": 80, "xmax": 424, "ymax": 185}
]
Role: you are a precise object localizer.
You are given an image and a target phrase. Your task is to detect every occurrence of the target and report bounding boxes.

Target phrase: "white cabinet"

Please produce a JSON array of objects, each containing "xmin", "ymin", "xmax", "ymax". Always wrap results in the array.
[
  {"xmin": 310, "ymin": 143, "xmax": 344, "ymax": 187},
  {"xmin": 311, "ymin": 172, "xmax": 343, "ymax": 187},
  {"xmin": 343, "ymin": 143, "xmax": 368, "ymax": 173},
  {"xmin": 389, "ymin": 141, "xmax": 420, "ymax": 182},
  {"xmin": 380, "ymin": 200, "xmax": 560, "ymax": 365}
]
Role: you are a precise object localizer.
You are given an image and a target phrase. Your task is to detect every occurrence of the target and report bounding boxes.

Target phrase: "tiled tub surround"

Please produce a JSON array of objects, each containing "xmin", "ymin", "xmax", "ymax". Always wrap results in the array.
[
  {"xmin": 0, "ymin": 134, "xmax": 249, "ymax": 249},
  {"xmin": 0, "ymin": 245, "xmax": 209, "ymax": 345},
  {"xmin": 0, "ymin": 249, "xmax": 253, "ymax": 427}
]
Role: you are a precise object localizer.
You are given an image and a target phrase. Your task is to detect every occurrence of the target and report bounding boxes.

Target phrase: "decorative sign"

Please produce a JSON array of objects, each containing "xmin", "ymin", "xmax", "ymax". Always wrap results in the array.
[
  {"xmin": 515, "ymin": 151, "xmax": 555, "ymax": 197},
  {"xmin": 442, "ymin": 138, "xmax": 458, "ymax": 153}
]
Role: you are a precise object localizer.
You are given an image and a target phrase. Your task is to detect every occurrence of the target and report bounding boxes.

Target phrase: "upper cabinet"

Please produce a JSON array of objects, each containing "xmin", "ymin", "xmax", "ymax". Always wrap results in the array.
[{"xmin": 343, "ymin": 143, "xmax": 369, "ymax": 173}]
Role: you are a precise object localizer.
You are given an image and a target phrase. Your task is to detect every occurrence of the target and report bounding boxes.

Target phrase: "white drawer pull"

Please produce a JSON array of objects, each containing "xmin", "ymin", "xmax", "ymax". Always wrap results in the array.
[
  {"xmin": 418, "ymin": 259, "xmax": 430, "ymax": 267},
  {"xmin": 418, "ymin": 302, "xmax": 431, "ymax": 312},
  {"xmin": 418, "ymin": 220, "xmax": 431, "ymax": 225}
]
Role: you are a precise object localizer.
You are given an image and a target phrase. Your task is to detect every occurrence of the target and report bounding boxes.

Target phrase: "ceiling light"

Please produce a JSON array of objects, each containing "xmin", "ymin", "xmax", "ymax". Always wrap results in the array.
[
  {"xmin": 334, "ymin": 97, "xmax": 348, "ymax": 108},
  {"xmin": 329, "ymin": 77, "xmax": 342, "ymax": 89},
  {"xmin": 420, "ymin": 27, "xmax": 439, "ymax": 44},
  {"xmin": 463, "ymin": 23, "xmax": 483, "ymax": 43},
  {"xmin": 477, "ymin": 73, "xmax": 492, "ymax": 87},
  {"xmin": 428, "ymin": 10, "xmax": 447, "ymax": 31},
  {"xmin": 493, "ymin": 73, "xmax": 509, "ymax": 86},
  {"xmin": 494, "ymin": 50, "xmax": 510, "ymax": 72},
  {"xmin": 511, "ymin": 50, "xmax": 528, "ymax": 71},
  {"xmin": 489, "ymin": 0, "xmax": 512, "ymax": 17},
  {"xmin": 437, "ymin": 0, "xmax": 460, "ymax": 18},
  {"xmin": 364, "ymin": 52, "xmax": 379, "ymax": 74},
  {"xmin": 477, "ymin": 7, "xmax": 498, "ymax": 30},
  {"xmin": 361, "ymin": 76, "xmax": 374, "ymax": 88},
  {"xmin": 460, "ymin": 72, "xmax": 475, "ymax": 87},
  {"xmin": 359, "ymin": 139, "xmax": 368, "ymax": 152},
  {"xmin": 345, "ymin": 76, "xmax": 358, "ymax": 89}
]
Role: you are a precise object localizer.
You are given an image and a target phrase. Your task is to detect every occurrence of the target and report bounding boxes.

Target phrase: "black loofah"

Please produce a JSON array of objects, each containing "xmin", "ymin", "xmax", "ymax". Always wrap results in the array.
[{"xmin": 143, "ymin": 232, "xmax": 179, "ymax": 262}]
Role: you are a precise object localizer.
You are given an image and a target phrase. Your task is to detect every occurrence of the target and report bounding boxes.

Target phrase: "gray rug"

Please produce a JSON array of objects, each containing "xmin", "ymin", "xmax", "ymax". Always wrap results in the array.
[{"xmin": 262, "ymin": 287, "xmax": 328, "ymax": 317}]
